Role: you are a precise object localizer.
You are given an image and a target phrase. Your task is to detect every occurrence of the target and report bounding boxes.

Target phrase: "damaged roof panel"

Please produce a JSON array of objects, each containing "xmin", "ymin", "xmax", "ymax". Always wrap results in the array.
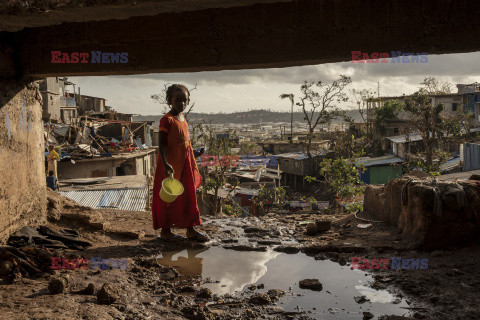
[
  {"xmin": 59, "ymin": 188, "xmax": 148, "ymax": 211},
  {"xmin": 276, "ymin": 150, "xmax": 328, "ymax": 160},
  {"xmin": 356, "ymin": 156, "xmax": 404, "ymax": 167},
  {"xmin": 387, "ymin": 133, "xmax": 423, "ymax": 143}
]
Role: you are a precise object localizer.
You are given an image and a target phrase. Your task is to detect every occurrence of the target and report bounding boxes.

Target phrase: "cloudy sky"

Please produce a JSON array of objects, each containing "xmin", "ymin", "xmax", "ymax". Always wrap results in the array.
[{"xmin": 68, "ymin": 52, "xmax": 480, "ymax": 115}]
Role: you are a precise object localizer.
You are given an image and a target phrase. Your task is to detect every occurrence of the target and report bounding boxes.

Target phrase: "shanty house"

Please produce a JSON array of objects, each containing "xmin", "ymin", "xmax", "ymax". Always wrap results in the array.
[
  {"xmin": 78, "ymin": 94, "xmax": 106, "ymax": 114},
  {"xmin": 386, "ymin": 133, "xmax": 424, "ymax": 159},
  {"xmin": 277, "ymin": 151, "xmax": 328, "ymax": 190},
  {"xmin": 356, "ymin": 156, "xmax": 403, "ymax": 185},
  {"xmin": 57, "ymin": 149, "xmax": 157, "ymax": 179},
  {"xmin": 258, "ymin": 140, "xmax": 330, "ymax": 155}
]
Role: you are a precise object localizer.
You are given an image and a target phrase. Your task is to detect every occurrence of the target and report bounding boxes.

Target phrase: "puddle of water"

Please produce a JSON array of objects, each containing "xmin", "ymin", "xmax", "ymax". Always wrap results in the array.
[
  {"xmin": 157, "ymin": 247, "xmax": 413, "ymax": 319},
  {"xmin": 354, "ymin": 285, "xmax": 399, "ymax": 304}
]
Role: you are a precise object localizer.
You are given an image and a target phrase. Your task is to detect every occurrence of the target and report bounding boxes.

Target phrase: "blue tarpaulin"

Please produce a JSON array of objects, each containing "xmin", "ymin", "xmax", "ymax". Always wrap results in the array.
[
  {"xmin": 238, "ymin": 154, "xmax": 277, "ymax": 167},
  {"xmin": 463, "ymin": 143, "xmax": 480, "ymax": 171},
  {"xmin": 464, "ymin": 93, "xmax": 480, "ymax": 113}
]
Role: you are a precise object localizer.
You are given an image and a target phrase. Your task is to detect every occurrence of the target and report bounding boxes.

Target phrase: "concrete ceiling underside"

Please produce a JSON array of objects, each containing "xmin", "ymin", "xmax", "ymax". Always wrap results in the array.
[
  {"xmin": 0, "ymin": 0, "xmax": 479, "ymax": 79},
  {"xmin": 0, "ymin": 0, "xmax": 293, "ymax": 32}
]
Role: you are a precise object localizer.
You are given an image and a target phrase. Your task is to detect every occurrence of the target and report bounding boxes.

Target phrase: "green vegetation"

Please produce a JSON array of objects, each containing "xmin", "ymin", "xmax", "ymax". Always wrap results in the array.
[
  {"xmin": 252, "ymin": 185, "xmax": 286, "ymax": 215},
  {"xmin": 374, "ymin": 100, "xmax": 404, "ymax": 136},
  {"xmin": 306, "ymin": 133, "xmax": 365, "ymax": 212},
  {"xmin": 224, "ymin": 204, "xmax": 242, "ymax": 217}
]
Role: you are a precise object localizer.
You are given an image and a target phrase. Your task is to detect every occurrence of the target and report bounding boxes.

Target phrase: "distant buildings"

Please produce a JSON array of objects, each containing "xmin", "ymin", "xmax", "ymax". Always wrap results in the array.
[
  {"xmin": 39, "ymin": 77, "xmax": 78, "ymax": 124},
  {"xmin": 364, "ymin": 83, "xmax": 480, "ymax": 136},
  {"xmin": 77, "ymin": 94, "xmax": 106, "ymax": 114},
  {"xmin": 39, "ymin": 77, "xmax": 109, "ymax": 124}
]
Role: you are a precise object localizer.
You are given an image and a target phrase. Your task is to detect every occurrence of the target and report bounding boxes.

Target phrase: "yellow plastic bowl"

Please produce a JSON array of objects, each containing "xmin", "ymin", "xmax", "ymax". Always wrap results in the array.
[{"xmin": 160, "ymin": 175, "xmax": 184, "ymax": 203}]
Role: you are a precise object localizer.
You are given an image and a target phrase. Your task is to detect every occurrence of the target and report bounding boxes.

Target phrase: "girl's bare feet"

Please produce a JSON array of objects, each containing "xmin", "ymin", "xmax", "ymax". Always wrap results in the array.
[
  {"xmin": 186, "ymin": 227, "xmax": 210, "ymax": 242},
  {"xmin": 159, "ymin": 228, "xmax": 185, "ymax": 242}
]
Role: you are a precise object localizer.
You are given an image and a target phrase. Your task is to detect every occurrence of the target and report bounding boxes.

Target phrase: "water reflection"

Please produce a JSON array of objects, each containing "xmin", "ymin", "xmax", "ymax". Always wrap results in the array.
[
  {"xmin": 158, "ymin": 247, "xmax": 280, "ymax": 294},
  {"xmin": 158, "ymin": 247, "xmax": 209, "ymax": 278},
  {"xmin": 157, "ymin": 247, "xmax": 413, "ymax": 319},
  {"xmin": 354, "ymin": 285, "xmax": 397, "ymax": 303}
]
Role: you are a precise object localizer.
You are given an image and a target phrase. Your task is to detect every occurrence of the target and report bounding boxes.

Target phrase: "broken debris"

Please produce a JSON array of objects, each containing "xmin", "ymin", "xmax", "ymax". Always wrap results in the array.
[{"xmin": 48, "ymin": 275, "xmax": 70, "ymax": 294}]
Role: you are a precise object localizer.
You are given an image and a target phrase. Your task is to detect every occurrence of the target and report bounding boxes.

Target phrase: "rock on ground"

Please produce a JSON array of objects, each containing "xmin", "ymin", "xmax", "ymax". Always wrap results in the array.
[
  {"xmin": 267, "ymin": 289, "xmax": 285, "ymax": 302},
  {"xmin": 249, "ymin": 293, "xmax": 271, "ymax": 305},
  {"xmin": 299, "ymin": 279, "xmax": 323, "ymax": 291},
  {"xmin": 97, "ymin": 283, "xmax": 118, "ymax": 305}
]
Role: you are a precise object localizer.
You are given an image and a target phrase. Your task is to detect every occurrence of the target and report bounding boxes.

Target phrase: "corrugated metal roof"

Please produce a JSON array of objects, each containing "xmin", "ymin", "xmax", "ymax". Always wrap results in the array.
[
  {"xmin": 440, "ymin": 157, "xmax": 461, "ymax": 172},
  {"xmin": 388, "ymin": 127, "xmax": 480, "ymax": 144},
  {"xmin": 276, "ymin": 150, "xmax": 327, "ymax": 160},
  {"xmin": 387, "ymin": 133, "xmax": 423, "ymax": 143},
  {"xmin": 356, "ymin": 156, "xmax": 404, "ymax": 167},
  {"xmin": 98, "ymin": 190, "xmax": 126, "ymax": 208},
  {"xmin": 60, "ymin": 188, "xmax": 148, "ymax": 211}
]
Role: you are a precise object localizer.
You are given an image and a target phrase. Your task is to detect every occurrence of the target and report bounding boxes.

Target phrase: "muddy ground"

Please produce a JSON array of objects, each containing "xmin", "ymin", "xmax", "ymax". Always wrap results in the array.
[{"xmin": 0, "ymin": 207, "xmax": 478, "ymax": 320}]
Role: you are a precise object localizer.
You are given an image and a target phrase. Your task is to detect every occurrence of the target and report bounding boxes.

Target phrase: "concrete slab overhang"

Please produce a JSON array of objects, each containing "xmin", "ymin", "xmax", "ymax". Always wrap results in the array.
[{"xmin": 1, "ymin": 0, "xmax": 480, "ymax": 79}]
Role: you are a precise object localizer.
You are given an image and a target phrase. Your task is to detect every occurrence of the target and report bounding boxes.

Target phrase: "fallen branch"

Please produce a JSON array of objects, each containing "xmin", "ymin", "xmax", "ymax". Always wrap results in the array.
[{"xmin": 354, "ymin": 210, "xmax": 388, "ymax": 224}]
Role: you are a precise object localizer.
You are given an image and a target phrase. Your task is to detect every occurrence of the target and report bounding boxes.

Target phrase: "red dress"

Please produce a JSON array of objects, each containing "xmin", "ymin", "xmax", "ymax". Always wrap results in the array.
[{"xmin": 151, "ymin": 112, "xmax": 202, "ymax": 230}]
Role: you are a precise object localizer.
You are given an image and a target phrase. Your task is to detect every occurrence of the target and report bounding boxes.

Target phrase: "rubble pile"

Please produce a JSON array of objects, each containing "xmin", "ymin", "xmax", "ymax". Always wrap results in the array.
[
  {"xmin": 0, "ymin": 245, "xmax": 55, "ymax": 283},
  {"xmin": 0, "ymin": 219, "xmax": 93, "ymax": 284},
  {"xmin": 44, "ymin": 117, "xmax": 152, "ymax": 162}
]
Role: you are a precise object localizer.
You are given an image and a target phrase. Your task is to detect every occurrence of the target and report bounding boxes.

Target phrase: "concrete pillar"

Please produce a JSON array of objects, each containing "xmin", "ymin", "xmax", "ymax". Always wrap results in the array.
[{"xmin": 0, "ymin": 78, "xmax": 46, "ymax": 243}]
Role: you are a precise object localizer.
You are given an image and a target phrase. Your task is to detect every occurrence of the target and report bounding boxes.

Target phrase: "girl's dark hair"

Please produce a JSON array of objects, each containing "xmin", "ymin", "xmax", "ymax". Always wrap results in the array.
[{"xmin": 166, "ymin": 84, "xmax": 189, "ymax": 105}]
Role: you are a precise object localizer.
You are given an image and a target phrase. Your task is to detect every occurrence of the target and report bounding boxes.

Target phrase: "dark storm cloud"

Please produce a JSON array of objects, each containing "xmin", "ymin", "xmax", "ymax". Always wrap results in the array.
[{"xmin": 107, "ymin": 51, "xmax": 480, "ymax": 87}]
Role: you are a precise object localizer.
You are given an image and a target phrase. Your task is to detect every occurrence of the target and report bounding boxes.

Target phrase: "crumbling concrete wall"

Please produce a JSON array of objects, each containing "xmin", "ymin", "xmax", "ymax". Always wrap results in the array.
[
  {"xmin": 364, "ymin": 177, "xmax": 480, "ymax": 249},
  {"xmin": 0, "ymin": 79, "xmax": 46, "ymax": 243}
]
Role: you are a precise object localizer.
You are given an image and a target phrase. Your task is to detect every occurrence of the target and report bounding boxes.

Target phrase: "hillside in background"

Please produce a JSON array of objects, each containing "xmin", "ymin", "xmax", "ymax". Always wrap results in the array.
[{"xmin": 133, "ymin": 109, "xmax": 364, "ymax": 126}]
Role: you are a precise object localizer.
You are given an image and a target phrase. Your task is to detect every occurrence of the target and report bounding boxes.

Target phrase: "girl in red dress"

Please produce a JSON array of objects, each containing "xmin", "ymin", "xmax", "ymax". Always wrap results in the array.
[{"xmin": 152, "ymin": 84, "xmax": 209, "ymax": 242}]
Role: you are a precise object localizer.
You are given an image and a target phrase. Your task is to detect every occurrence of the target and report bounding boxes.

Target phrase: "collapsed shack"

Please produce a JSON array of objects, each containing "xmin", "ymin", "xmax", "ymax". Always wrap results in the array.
[
  {"xmin": 364, "ymin": 174, "xmax": 480, "ymax": 249},
  {"xmin": 44, "ymin": 116, "xmax": 155, "ymax": 163}
]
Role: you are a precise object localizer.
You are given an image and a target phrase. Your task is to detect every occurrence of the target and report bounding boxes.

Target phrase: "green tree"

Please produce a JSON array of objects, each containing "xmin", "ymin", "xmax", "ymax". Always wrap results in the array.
[
  {"xmin": 374, "ymin": 100, "xmax": 404, "ymax": 136},
  {"xmin": 196, "ymin": 121, "xmax": 237, "ymax": 215},
  {"xmin": 404, "ymin": 91, "xmax": 446, "ymax": 173},
  {"xmin": 320, "ymin": 134, "xmax": 365, "ymax": 198},
  {"xmin": 306, "ymin": 133, "xmax": 365, "ymax": 212},
  {"xmin": 287, "ymin": 75, "xmax": 352, "ymax": 157},
  {"xmin": 398, "ymin": 77, "xmax": 460, "ymax": 175}
]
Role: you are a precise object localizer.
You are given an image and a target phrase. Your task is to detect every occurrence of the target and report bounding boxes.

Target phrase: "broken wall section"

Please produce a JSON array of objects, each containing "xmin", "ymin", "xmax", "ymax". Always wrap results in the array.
[
  {"xmin": 364, "ymin": 177, "xmax": 480, "ymax": 249},
  {"xmin": 0, "ymin": 79, "xmax": 46, "ymax": 243}
]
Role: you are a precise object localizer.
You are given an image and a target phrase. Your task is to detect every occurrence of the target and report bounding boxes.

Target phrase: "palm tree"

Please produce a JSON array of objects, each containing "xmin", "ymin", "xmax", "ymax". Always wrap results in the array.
[{"xmin": 280, "ymin": 93, "xmax": 294, "ymax": 142}]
